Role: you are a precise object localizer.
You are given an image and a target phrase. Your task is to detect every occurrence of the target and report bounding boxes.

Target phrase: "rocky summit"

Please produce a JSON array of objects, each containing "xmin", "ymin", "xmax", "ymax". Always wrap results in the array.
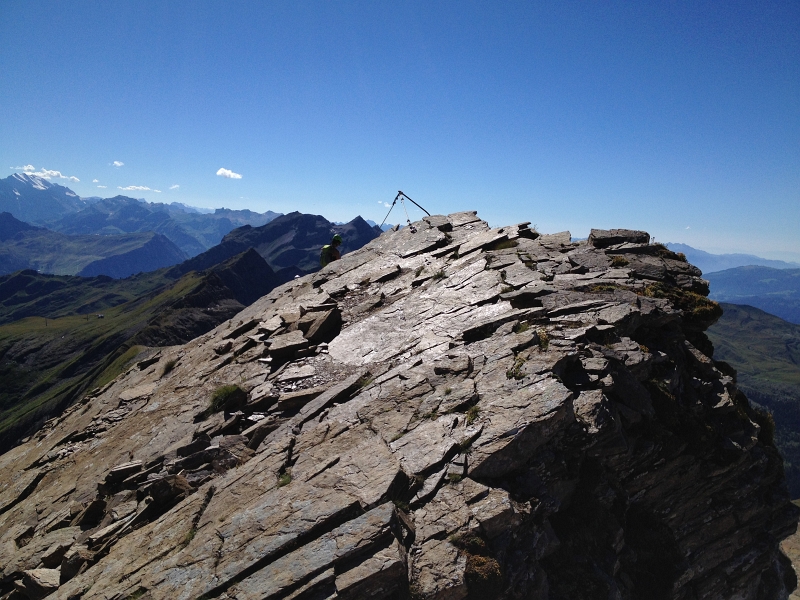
[{"xmin": 0, "ymin": 211, "xmax": 796, "ymax": 600}]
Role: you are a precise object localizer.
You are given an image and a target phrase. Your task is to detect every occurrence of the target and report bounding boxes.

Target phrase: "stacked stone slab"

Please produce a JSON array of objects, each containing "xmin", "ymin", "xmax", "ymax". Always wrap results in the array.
[{"xmin": 0, "ymin": 211, "xmax": 796, "ymax": 599}]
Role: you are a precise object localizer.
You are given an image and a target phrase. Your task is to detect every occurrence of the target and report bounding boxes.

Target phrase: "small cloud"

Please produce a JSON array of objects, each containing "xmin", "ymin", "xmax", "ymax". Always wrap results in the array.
[
  {"xmin": 216, "ymin": 167, "xmax": 242, "ymax": 179},
  {"xmin": 118, "ymin": 185, "xmax": 151, "ymax": 191},
  {"xmin": 383, "ymin": 202, "xmax": 390, "ymax": 207},
  {"xmin": 113, "ymin": 161, "xmax": 124, "ymax": 167},
  {"xmin": 97, "ymin": 185, "xmax": 107, "ymax": 188},
  {"xmin": 169, "ymin": 184, "xmax": 179, "ymax": 190},
  {"xmin": 93, "ymin": 179, "xmax": 99, "ymax": 183},
  {"xmin": 10, "ymin": 165, "xmax": 35, "ymax": 171},
  {"xmin": 154, "ymin": 190, "xmax": 162, "ymax": 193},
  {"xmin": 685, "ymin": 226, "xmax": 691, "ymax": 230}
]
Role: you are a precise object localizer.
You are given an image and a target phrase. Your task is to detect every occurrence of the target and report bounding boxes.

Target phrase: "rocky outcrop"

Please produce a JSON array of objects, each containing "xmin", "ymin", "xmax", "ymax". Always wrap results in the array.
[{"xmin": 0, "ymin": 212, "xmax": 796, "ymax": 599}]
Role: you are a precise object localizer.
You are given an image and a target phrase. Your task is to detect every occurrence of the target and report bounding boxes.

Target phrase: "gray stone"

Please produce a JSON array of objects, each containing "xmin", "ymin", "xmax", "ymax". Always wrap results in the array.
[
  {"xmin": 588, "ymin": 228, "xmax": 650, "ymax": 248},
  {"xmin": 21, "ymin": 568, "xmax": 61, "ymax": 599},
  {"xmin": 266, "ymin": 329, "xmax": 309, "ymax": 358}
]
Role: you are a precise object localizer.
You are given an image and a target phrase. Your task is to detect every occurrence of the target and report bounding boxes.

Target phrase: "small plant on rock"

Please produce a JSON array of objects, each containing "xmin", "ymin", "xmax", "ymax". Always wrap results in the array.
[
  {"xmin": 277, "ymin": 472, "xmax": 292, "ymax": 487},
  {"xmin": 610, "ymin": 255, "xmax": 629, "ymax": 267},
  {"xmin": 506, "ymin": 355, "xmax": 526, "ymax": 379},
  {"xmin": 513, "ymin": 321, "xmax": 530, "ymax": 334},
  {"xmin": 466, "ymin": 405, "xmax": 480, "ymax": 424},
  {"xmin": 208, "ymin": 384, "xmax": 245, "ymax": 414},
  {"xmin": 536, "ymin": 329, "xmax": 549, "ymax": 351},
  {"xmin": 432, "ymin": 269, "xmax": 447, "ymax": 281},
  {"xmin": 161, "ymin": 358, "xmax": 177, "ymax": 378}
]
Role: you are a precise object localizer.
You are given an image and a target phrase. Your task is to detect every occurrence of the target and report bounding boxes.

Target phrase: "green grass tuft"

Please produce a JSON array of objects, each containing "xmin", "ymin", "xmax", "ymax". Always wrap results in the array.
[
  {"xmin": 513, "ymin": 321, "xmax": 530, "ymax": 334},
  {"xmin": 207, "ymin": 385, "xmax": 245, "ymax": 415},
  {"xmin": 610, "ymin": 255, "xmax": 629, "ymax": 267},
  {"xmin": 161, "ymin": 358, "xmax": 178, "ymax": 378}
]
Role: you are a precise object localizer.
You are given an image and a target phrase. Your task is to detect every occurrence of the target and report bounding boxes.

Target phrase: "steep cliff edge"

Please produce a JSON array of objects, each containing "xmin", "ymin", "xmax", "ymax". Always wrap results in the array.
[{"xmin": 0, "ymin": 211, "xmax": 796, "ymax": 600}]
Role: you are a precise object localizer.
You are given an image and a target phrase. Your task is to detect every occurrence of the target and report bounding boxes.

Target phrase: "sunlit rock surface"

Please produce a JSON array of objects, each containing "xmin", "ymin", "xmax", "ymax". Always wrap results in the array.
[{"xmin": 0, "ymin": 212, "xmax": 796, "ymax": 599}]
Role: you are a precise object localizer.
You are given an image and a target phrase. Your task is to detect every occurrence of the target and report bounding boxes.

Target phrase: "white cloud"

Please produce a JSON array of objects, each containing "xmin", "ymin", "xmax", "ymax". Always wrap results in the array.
[
  {"xmin": 93, "ymin": 179, "xmax": 99, "ymax": 183},
  {"xmin": 216, "ymin": 167, "xmax": 242, "ymax": 179},
  {"xmin": 97, "ymin": 185, "xmax": 107, "ymax": 188},
  {"xmin": 17, "ymin": 166, "xmax": 80, "ymax": 182},
  {"xmin": 113, "ymin": 161, "xmax": 124, "ymax": 167},
  {"xmin": 154, "ymin": 190, "xmax": 162, "ymax": 193},
  {"xmin": 383, "ymin": 202, "xmax": 390, "ymax": 207},
  {"xmin": 685, "ymin": 226, "xmax": 691, "ymax": 229},
  {"xmin": 169, "ymin": 184, "xmax": 179, "ymax": 190},
  {"xmin": 118, "ymin": 185, "xmax": 151, "ymax": 191}
]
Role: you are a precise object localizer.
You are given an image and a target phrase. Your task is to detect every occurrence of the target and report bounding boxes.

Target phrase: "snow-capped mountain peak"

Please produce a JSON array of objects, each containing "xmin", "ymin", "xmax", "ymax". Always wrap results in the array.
[{"xmin": 12, "ymin": 172, "xmax": 53, "ymax": 191}]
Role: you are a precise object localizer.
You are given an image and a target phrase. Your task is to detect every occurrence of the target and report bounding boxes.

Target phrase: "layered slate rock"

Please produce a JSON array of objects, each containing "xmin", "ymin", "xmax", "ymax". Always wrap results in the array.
[{"xmin": 0, "ymin": 211, "xmax": 796, "ymax": 600}]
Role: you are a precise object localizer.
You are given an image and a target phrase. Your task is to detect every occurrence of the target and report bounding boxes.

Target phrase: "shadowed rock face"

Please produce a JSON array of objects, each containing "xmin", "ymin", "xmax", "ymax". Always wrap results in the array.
[{"xmin": 0, "ymin": 211, "xmax": 796, "ymax": 600}]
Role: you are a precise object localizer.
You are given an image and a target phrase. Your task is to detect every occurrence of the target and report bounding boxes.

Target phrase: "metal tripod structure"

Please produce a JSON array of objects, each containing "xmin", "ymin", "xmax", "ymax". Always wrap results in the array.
[{"xmin": 379, "ymin": 191, "xmax": 430, "ymax": 233}]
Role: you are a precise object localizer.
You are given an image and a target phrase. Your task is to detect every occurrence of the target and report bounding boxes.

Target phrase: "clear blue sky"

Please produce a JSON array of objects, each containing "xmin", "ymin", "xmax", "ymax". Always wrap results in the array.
[{"xmin": 1, "ymin": 1, "xmax": 798, "ymax": 259}]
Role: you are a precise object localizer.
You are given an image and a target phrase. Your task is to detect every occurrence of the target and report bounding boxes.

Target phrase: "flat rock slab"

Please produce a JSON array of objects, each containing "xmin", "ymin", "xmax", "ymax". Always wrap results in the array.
[
  {"xmin": 143, "ymin": 484, "xmax": 362, "ymax": 598},
  {"xmin": 228, "ymin": 503, "xmax": 397, "ymax": 599},
  {"xmin": 390, "ymin": 415, "xmax": 480, "ymax": 476},
  {"xmin": 276, "ymin": 364, "xmax": 316, "ymax": 383},
  {"xmin": 469, "ymin": 377, "xmax": 574, "ymax": 478},
  {"xmin": 22, "ymin": 568, "xmax": 61, "ymax": 599},
  {"xmin": 588, "ymin": 228, "xmax": 650, "ymax": 248},
  {"xmin": 458, "ymin": 229, "xmax": 508, "ymax": 256},
  {"xmin": 267, "ymin": 330, "xmax": 308, "ymax": 357},
  {"xmin": 118, "ymin": 382, "xmax": 156, "ymax": 402},
  {"xmin": 277, "ymin": 385, "xmax": 327, "ymax": 410}
]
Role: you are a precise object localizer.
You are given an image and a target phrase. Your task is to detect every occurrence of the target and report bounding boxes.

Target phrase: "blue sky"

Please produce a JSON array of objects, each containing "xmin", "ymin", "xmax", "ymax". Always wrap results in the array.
[{"xmin": 1, "ymin": 1, "xmax": 798, "ymax": 259}]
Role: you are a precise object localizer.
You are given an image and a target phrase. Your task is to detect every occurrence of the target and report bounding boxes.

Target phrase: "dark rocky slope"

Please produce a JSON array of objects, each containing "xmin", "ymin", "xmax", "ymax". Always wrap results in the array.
[
  {"xmin": 172, "ymin": 211, "xmax": 380, "ymax": 276},
  {"xmin": 0, "ymin": 213, "xmax": 795, "ymax": 599}
]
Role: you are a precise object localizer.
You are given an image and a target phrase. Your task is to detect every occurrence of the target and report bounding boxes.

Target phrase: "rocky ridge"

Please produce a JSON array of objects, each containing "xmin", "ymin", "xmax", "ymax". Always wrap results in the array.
[{"xmin": 0, "ymin": 211, "xmax": 796, "ymax": 599}]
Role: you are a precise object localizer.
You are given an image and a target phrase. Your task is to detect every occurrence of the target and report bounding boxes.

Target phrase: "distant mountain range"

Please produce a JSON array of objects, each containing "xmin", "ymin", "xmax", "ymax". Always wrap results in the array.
[
  {"xmin": 705, "ymin": 266, "xmax": 800, "ymax": 324},
  {"xmin": 0, "ymin": 212, "xmax": 187, "ymax": 277},
  {"xmin": 0, "ymin": 173, "xmax": 281, "ymax": 257},
  {"xmin": 666, "ymin": 242, "xmax": 800, "ymax": 274},
  {"xmin": 174, "ymin": 211, "xmax": 381, "ymax": 275}
]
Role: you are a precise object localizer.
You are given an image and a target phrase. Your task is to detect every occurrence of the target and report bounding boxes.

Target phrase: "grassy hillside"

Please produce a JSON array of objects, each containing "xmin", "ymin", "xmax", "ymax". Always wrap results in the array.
[
  {"xmin": 708, "ymin": 303, "xmax": 800, "ymax": 497},
  {"xmin": 0, "ymin": 269, "xmax": 170, "ymax": 324},
  {"xmin": 0, "ymin": 249, "xmax": 279, "ymax": 451}
]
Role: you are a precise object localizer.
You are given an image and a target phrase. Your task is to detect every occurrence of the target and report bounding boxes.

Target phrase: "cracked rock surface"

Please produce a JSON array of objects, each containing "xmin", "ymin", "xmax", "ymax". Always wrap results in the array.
[{"xmin": 0, "ymin": 212, "xmax": 796, "ymax": 599}]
